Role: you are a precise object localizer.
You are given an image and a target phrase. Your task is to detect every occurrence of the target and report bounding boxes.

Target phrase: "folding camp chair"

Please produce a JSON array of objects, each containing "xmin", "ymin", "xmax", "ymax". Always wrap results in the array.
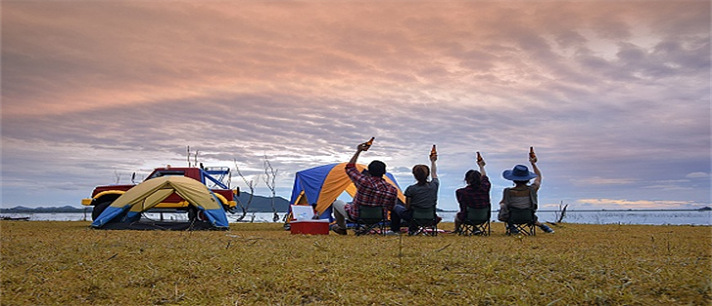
[
  {"xmin": 459, "ymin": 206, "xmax": 491, "ymax": 236},
  {"xmin": 410, "ymin": 206, "xmax": 438, "ymax": 236},
  {"xmin": 354, "ymin": 205, "xmax": 387, "ymax": 236},
  {"xmin": 505, "ymin": 207, "xmax": 536, "ymax": 236}
]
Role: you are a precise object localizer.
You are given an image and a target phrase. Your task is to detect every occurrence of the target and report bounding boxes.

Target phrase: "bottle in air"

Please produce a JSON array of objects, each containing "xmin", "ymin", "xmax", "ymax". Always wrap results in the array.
[
  {"xmin": 529, "ymin": 146, "xmax": 537, "ymax": 161},
  {"xmin": 363, "ymin": 137, "xmax": 375, "ymax": 151}
]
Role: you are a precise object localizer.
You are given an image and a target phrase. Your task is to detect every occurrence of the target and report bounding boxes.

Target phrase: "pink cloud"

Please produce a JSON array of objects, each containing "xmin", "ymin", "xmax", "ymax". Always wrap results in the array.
[{"xmin": 4, "ymin": 1, "xmax": 708, "ymax": 117}]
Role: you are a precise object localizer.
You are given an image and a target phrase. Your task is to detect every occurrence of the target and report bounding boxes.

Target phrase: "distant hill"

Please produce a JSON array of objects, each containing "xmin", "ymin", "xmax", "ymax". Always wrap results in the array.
[
  {"xmin": 235, "ymin": 193, "xmax": 290, "ymax": 212},
  {"xmin": 0, "ymin": 194, "xmax": 291, "ymax": 213}
]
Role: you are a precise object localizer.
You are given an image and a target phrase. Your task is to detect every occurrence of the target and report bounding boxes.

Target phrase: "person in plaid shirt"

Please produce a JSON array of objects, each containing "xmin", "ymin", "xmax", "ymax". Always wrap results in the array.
[
  {"xmin": 331, "ymin": 142, "xmax": 398, "ymax": 235},
  {"xmin": 454, "ymin": 156, "xmax": 491, "ymax": 233}
]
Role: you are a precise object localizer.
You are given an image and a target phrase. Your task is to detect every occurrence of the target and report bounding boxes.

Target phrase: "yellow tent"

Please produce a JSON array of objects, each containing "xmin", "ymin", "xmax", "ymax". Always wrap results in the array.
[{"xmin": 91, "ymin": 176, "xmax": 229, "ymax": 229}]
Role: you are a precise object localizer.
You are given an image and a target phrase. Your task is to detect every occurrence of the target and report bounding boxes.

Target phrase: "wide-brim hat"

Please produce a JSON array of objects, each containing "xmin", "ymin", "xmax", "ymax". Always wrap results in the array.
[{"xmin": 502, "ymin": 165, "xmax": 537, "ymax": 181}]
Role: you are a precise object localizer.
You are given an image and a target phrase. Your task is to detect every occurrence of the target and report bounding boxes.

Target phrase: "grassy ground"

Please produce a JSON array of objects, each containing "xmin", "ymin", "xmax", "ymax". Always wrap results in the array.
[{"xmin": 1, "ymin": 221, "xmax": 710, "ymax": 305}]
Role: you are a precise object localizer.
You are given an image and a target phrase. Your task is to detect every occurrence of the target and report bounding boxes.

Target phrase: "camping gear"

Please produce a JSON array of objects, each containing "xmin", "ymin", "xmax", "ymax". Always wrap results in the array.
[
  {"xmin": 459, "ymin": 206, "xmax": 491, "ymax": 236},
  {"xmin": 353, "ymin": 205, "xmax": 388, "ymax": 236},
  {"xmin": 410, "ymin": 206, "xmax": 438, "ymax": 236},
  {"xmin": 91, "ymin": 176, "xmax": 229, "ymax": 230},
  {"xmin": 83, "ymin": 166, "xmax": 238, "ymax": 221},
  {"xmin": 288, "ymin": 163, "xmax": 406, "ymax": 220},
  {"xmin": 288, "ymin": 205, "xmax": 330, "ymax": 235},
  {"xmin": 290, "ymin": 220, "xmax": 330, "ymax": 235},
  {"xmin": 505, "ymin": 207, "xmax": 537, "ymax": 236}
]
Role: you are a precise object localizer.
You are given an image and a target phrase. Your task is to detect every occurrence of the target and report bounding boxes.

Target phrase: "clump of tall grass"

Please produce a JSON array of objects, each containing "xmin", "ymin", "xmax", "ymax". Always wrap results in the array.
[{"xmin": 1, "ymin": 221, "xmax": 710, "ymax": 304}]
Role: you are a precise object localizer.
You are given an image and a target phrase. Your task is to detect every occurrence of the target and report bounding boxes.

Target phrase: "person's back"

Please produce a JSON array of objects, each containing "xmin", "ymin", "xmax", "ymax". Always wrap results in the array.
[
  {"xmin": 346, "ymin": 162, "xmax": 398, "ymax": 217},
  {"xmin": 331, "ymin": 141, "xmax": 398, "ymax": 235},
  {"xmin": 454, "ymin": 155, "xmax": 490, "ymax": 233},
  {"xmin": 498, "ymin": 152, "xmax": 553, "ymax": 233},
  {"xmin": 388, "ymin": 148, "xmax": 440, "ymax": 235},
  {"xmin": 456, "ymin": 173, "xmax": 491, "ymax": 209},
  {"xmin": 502, "ymin": 184, "xmax": 537, "ymax": 210},
  {"xmin": 405, "ymin": 176, "xmax": 439, "ymax": 209}
]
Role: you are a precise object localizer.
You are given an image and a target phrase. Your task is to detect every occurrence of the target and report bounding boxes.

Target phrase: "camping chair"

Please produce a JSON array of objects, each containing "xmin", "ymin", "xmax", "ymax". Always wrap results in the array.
[
  {"xmin": 505, "ymin": 207, "xmax": 536, "ymax": 236},
  {"xmin": 459, "ymin": 206, "xmax": 491, "ymax": 236},
  {"xmin": 354, "ymin": 205, "xmax": 387, "ymax": 236},
  {"xmin": 409, "ymin": 206, "xmax": 438, "ymax": 236}
]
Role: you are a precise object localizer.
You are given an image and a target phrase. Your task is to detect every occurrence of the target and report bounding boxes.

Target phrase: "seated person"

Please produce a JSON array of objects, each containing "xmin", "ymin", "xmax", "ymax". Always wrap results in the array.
[
  {"xmin": 389, "ymin": 150, "xmax": 439, "ymax": 235},
  {"xmin": 454, "ymin": 156, "xmax": 490, "ymax": 233},
  {"xmin": 498, "ymin": 156, "xmax": 554, "ymax": 233},
  {"xmin": 331, "ymin": 142, "xmax": 398, "ymax": 235}
]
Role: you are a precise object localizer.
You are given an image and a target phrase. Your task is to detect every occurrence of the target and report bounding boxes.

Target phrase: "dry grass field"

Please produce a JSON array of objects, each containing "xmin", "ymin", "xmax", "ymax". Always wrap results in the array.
[{"xmin": 1, "ymin": 221, "xmax": 710, "ymax": 305}]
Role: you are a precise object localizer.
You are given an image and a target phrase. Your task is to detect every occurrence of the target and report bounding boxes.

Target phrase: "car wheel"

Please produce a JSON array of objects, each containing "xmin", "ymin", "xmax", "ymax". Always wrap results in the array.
[{"xmin": 187, "ymin": 206, "xmax": 208, "ymax": 222}]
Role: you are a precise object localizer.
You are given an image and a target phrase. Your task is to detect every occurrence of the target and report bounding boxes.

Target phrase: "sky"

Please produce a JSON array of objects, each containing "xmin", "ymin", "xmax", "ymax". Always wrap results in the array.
[{"xmin": 1, "ymin": 0, "xmax": 710, "ymax": 212}]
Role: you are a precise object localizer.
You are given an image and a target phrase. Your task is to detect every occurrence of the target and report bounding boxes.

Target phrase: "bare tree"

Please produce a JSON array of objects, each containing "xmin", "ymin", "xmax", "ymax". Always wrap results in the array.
[
  {"xmin": 232, "ymin": 159, "xmax": 257, "ymax": 222},
  {"xmin": 114, "ymin": 170, "xmax": 121, "ymax": 184},
  {"xmin": 553, "ymin": 201, "xmax": 569, "ymax": 225},
  {"xmin": 263, "ymin": 155, "xmax": 279, "ymax": 222},
  {"xmin": 186, "ymin": 146, "xmax": 200, "ymax": 167},
  {"xmin": 187, "ymin": 146, "xmax": 191, "ymax": 167}
]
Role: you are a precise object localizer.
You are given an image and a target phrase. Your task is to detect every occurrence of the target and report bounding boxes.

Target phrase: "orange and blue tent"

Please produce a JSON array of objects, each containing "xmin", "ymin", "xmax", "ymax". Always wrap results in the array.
[{"xmin": 288, "ymin": 163, "xmax": 406, "ymax": 220}]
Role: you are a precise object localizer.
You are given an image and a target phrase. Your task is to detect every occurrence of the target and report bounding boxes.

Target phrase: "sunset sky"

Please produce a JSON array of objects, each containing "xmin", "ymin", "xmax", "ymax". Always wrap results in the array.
[{"xmin": 2, "ymin": 1, "xmax": 710, "ymax": 211}]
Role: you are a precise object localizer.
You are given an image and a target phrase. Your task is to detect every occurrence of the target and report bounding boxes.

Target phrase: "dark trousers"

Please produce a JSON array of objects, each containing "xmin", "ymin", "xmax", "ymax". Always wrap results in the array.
[{"xmin": 390, "ymin": 204, "xmax": 413, "ymax": 232}]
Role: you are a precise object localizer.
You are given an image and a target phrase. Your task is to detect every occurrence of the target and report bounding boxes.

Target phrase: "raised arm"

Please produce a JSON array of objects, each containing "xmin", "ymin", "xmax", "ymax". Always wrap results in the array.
[
  {"xmin": 530, "ymin": 157, "xmax": 542, "ymax": 187},
  {"xmin": 477, "ymin": 155, "xmax": 487, "ymax": 177},
  {"xmin": 429, "ymin": 152, "xmax": 438, "ymax": 179},
  {"xmin": 349, "ymin": 143, "xmax": 367, "ymax": 164}
]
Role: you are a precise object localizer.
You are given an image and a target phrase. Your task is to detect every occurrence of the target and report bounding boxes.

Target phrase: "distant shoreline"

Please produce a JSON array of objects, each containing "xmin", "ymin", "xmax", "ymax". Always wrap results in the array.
[
  {"xmin": 2, "ymin": 209, "xmax": 709, "ymax": 226},
  {"xmin": 0, "ymin": 207, "xmax": 287, "ymax": 213},
  {"xmin": 536, "ymin": 208, "xmax": 711, "ymax": 212},
  {"xmin": 1, "ymin": 206, "xmax": 709, "ymax": 214}
]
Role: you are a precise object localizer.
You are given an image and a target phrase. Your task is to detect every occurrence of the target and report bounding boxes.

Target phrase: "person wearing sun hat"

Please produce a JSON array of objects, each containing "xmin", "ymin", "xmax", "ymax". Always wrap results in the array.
[{"xmin": 497, "ymin": 152, "xmax": 555, "ymax": 233}]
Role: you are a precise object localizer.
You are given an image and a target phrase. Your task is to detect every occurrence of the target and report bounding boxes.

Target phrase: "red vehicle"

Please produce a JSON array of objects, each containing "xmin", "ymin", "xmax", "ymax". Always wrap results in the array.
[{"xmin": 82, "ymin": 166, "xmax": 239, "ymax": 221}]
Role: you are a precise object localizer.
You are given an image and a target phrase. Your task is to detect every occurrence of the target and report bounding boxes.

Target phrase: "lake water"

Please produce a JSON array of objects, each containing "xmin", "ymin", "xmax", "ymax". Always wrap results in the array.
[{"xmin": 2, "ymin": 210, "xmax": 710, "ymax": 226}]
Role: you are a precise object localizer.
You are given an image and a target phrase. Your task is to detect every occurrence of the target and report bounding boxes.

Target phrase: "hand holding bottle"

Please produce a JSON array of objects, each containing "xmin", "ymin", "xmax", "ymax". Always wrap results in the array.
[
  {"xmin": 361, "ymin": 137, "xmax": 375, "ymax": 151},
  {"xmin": 476, "ymin": 151, "xmax": 485, "ymax": 166}
]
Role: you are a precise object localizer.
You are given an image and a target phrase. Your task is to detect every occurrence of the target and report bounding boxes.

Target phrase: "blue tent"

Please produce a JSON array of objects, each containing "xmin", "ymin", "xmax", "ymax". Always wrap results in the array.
[{"xmin": 288, "ymin": 163, "xmax": 405, "ymax": 220}]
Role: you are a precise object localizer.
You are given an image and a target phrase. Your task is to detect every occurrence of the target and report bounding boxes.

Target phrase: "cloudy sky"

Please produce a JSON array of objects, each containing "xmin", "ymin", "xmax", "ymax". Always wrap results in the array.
[{"xmin": 2, "ymin": 1, "xmax": 710, "ymax": 211}]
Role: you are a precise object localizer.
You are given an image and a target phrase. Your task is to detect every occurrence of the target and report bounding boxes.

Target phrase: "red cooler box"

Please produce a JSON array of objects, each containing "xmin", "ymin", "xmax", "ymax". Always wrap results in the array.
[{"xmin": 290, "ymin": 219, "xmax": 330, "ymax": 235}]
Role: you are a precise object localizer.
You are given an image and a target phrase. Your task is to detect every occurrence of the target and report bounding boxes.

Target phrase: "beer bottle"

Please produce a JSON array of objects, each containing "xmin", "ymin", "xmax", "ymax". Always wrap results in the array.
[
  {"xmin": 476, "ymin": 151, "xmax": 483, "ymax": 163},
  {"xmin": 529, "ymin": 146, "xmax": 537, "ymax": 160},
  {"xmin": 430, "ymin": 144, "xmax": 437, "ymax": 158},
  {"xmin": 363, "ymin": 137, "xmax": 375, "ymax": 151}
]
